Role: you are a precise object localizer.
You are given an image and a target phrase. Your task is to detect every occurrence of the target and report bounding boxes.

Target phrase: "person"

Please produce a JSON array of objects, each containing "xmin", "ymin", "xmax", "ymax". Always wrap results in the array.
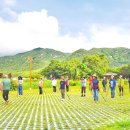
[
  {"xmin": 65, "ymin": 77, "xmax": 69, "ymax": 92},
  {"xmin": 38, "ymin": 78, "xmax": 43, "ymax": 95},
  {"xmin": 118, "ymin": 75, "xmax": 124, "ymax": 96},
  {"xmin": 52, "ymin": 77, "xmax": 57, "ymax": 92},
  {"xmin": 128, "ymin": 77, "xmax": 130, "ymax": 92},
  {"xmin": 2, "ymin": 75, "xmax": 11, "ymax": 104},
  {"xmin": 60, "ymin": 76, "xmax": 66, "ymax": 101},
  {"xmin": 109, "ymin": 75, "xmax": 116, "ymax": 98},
  {"xmin": 88, "ymin": 76, "xmax": 93, "ymax": 91},
  {"xmin": 18, "ymin": 76, "xmax": 23, "ymax": 95},
  {"xmin": 81, "ymin": 77, "xmax": 86, "ymax": 97},
  {"xmin": 102, "ymin": 77, "xmax": 107, "ymax": 92},
  {"xmin": 92, "ymin": 75, "xmax": 99, "ymax": 102}
]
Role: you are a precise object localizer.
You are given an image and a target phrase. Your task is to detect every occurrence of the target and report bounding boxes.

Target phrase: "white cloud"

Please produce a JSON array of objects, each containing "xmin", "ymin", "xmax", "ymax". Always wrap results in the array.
[
  {"xmin": 0, "ymin": 9, "xmax": 88, "ymax": 53},
  {"xmin": 89, "ymin": 25, "xmax": 130, "ymax": 48},
  {"xmin": 0, "ymin": 9, "xmax": 130, "ymax": 55}
]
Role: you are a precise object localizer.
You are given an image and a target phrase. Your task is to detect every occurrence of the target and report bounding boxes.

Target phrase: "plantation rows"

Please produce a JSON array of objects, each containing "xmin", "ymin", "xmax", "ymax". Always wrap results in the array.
[{"xmin": 0, "ymin": 88, "xmax": 130, "ymax": 130}]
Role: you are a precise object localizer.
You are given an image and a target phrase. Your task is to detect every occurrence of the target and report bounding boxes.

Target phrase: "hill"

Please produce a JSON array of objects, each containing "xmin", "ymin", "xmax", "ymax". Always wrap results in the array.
[
  {"xmin": 0, "ymin": 47, "xmax": 130, "ymax": 73},
  {"xmin": 0, "ymin": 47, "xmax": 69, "ymax": 72},
  {"xmin": 68, "ymin": 47, "xmax": 130, "ymax": 66}
]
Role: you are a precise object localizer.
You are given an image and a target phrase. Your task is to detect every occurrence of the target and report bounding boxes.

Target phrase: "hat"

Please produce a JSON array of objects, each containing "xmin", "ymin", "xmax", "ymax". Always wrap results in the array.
[
  {"xmin": 119, "ymin": 75, "xmax": 122, "ymax": 78},
  {"xmin": 111, "ymin": 75, "xmax": 114, "ymax": 78}
]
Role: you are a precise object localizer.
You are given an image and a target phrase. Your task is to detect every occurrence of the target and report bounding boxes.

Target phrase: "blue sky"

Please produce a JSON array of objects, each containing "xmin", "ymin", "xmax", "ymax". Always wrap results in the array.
[{"xmin": 0, "ymin": 0, "xmax": 130, "ymax": 55}]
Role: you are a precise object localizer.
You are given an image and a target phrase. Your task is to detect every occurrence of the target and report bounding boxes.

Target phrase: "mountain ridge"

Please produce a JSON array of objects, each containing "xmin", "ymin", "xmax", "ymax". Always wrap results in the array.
[{"xmin": 0, "ymin": 47, "xmax": 130, "ymax": 72}]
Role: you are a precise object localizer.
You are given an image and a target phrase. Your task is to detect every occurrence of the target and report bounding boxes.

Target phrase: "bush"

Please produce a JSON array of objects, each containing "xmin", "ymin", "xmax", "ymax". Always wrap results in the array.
[
  {"xmin": 11, "ymin": 79, "xmax": 17, "ymax": 90},
  {"xmin": 69, "ymin": 80, "xmax": 80, "ymax": 86},
  {"xmin": 43, "ymin": 80, "xmax": 52, "ymax": 88}
]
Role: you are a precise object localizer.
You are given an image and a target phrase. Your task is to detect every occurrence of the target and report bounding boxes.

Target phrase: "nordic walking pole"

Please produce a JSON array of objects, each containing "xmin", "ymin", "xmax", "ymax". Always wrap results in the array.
[
  {"xmin": 65, "ymin": 84, "xmax": 70, "ymax": 100},
  {"xmin": 116, "ymin": 87, "xmax": 121, "ymax": 98},
  {"xmin": 106, "ymin": 85, "xmax": 110, "ymax": 97},
  {"xmin": 66, "ymin": 91, "xmax": 70, "ymax": 100},
  {"xmin": 99, "ymin": 91, "xmax": 107, "ymax": 102}
]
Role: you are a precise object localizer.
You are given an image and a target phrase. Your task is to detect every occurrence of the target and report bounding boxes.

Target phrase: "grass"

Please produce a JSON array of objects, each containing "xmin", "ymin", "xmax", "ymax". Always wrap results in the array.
[
  {"xmin": 0, "ymin": 83, "xmax": 130, "ymax": 129},
  {"xmin": 96, "ymin": 119, "xmax": 130, "ymax": 130}
]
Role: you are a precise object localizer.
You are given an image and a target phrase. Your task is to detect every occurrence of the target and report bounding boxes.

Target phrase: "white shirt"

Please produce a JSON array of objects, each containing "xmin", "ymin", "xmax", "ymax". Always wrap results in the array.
[
  {"xmin": 18, "ymin": 80, "xmax": 23, "ymax": 85},
  {"xmin": 52, "ymin": 79, "xmax": 57, "ymax": 86},
  {"xmin": 81, "ymin": 79, "xmax": 86, "ymax": 87}
]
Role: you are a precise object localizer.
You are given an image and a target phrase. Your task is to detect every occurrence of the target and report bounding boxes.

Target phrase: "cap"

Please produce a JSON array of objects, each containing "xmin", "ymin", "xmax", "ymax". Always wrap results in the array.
[{"xmin": 119, "ymin": 75, "xmax": 122, "ymax": 78}]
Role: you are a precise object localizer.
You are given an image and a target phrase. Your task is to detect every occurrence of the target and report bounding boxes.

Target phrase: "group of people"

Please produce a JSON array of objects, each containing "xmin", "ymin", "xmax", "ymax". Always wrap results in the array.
[
  {"xmin": 38, "ymin": 76, "xmax": 69, "ymax": 102},
  {"xmin": 51, "ymin": 77, "xmax": 69, "ymax": 93},
  {"xmin": 81, "ymin": 74, "xmax": 130, "ymax": 102},
  {"xmin": 102, "ymin": 75, "xmax": 125, "ymax": 98},
  {"xmin": 1, "ymin": 73, "xmax": 130, "ymax": 104},
  {"xmin": 81, "ymin": 74, "xmax": 99, "ymax": 101},
  {"xmin": 52, "ymin": 76, "xmax": 69, "ymax": 101},
  {"xmin": 0, "ymin": 75, "xmax": 23, "ymax": 104}
]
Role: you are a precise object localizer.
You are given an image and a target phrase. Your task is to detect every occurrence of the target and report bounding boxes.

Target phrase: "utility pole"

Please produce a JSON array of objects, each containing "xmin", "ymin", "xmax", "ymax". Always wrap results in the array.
[{"xmin": 28, "ymin": 56, "xmax": 32, "ymax": 89}]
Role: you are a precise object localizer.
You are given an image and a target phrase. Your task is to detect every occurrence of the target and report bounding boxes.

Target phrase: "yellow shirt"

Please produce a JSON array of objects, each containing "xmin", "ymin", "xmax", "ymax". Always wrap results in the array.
[{"xmin": 118, "ymin": 78, "xmax": 124, "ymax": 87}]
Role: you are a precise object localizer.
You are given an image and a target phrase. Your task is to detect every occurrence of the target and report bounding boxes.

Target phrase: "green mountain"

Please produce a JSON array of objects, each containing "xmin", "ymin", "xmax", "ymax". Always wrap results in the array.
[
  {"xmin": 0, "ymin": 47, "xmax": 69, "ymax": 72},
  {"xmin": 68, "ymin": 47, "xmax": 130, "ymax": 66},
  {"xmin": 0, "ymin": 47, "xmax": 130, "ymax": 73}
]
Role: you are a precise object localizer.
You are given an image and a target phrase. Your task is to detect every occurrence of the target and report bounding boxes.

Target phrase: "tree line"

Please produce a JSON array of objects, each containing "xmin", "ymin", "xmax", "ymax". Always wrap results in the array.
[
  {"xmin": 41, "ymin": 54, "xmax": 130, "ymax": 79},
  {"xmin": 41, "ymin": 54, "xmax": 108, "ymax": 79}
]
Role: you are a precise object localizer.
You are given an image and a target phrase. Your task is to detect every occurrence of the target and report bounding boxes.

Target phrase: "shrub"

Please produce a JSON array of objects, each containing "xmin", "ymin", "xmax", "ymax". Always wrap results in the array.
[
  {"xmin": 69, "ymin": 80, "xmax": 80, "ymax": 86},
  {"xmin": 11, "ymin": 79, "xmax": 17, "ymax": 90}
]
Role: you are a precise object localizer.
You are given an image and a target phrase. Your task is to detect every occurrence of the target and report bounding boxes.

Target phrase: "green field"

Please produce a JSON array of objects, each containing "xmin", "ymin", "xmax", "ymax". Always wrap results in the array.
[{"xmin": 0, "ymin": 86, "xmax": 130, "ymax": 130}]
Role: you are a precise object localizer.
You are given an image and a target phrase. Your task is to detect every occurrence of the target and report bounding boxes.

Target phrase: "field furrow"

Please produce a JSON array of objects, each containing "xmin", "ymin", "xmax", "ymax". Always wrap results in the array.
[{"xmin": 0, "ymin": 88, "xmax": 130, "ymax": 130}]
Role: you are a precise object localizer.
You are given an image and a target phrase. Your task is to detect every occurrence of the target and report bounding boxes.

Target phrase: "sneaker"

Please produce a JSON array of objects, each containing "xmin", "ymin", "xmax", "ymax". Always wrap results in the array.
[
  {"xmin": 5, "ymin": 101, "xmax": 8, "ymax": 104},
  {"xmin": 61, "ymin": 98, "xmax": 64, "ymax": 101}
]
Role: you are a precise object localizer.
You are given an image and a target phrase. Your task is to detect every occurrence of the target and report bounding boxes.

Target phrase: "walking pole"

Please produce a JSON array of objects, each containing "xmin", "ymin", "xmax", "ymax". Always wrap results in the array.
[
  {"xmin": 65, "ymin": 84, "xmax": 70, "ymax": 100},
  {"xmin": 106, "ymin": 85, "xmax": 110, "ymax": 97},
  {"xmin": 99, "ymin": 91, "xmax": 107, "ymax": 102},
  {"xmin": 66, "ymin": 91, "xmax": 71, "ymax": 100},
  {"xmin": 116, "ymin": 87, "xmax": 121, "ymax": 98}
]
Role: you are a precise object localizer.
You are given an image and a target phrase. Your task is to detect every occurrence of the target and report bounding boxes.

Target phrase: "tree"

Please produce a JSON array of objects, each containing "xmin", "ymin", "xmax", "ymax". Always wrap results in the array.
[
  {"xmin": 119, "ymin": 64, "xmax": 130, "ymax": 77},
  {"xmin": 83, "ymin": 54, "xmax": 109, "ymax": 77},
  {"xmin": 41, "ymin": 55, "xmax": 109, "ymax": 79},
  {"xmin": 41, "ymin": 59, "xmax": 82, "ymax": 79},
  {"xmin": 77, "ymin": 63, "xmax": 92, "ymax": 78},
  {"xmin": 67, "ymin": 59, "xmax": 81, "ymax": 80},
  {"xmin": 41, "ymin": 59, "xmax": 70, "ymax": 78}
]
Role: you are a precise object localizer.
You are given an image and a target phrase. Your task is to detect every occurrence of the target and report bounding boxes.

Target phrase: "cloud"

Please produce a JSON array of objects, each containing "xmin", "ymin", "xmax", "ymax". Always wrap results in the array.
[
  {"xmin": 0, "ymin": 9, "xmax": 130, "ymax": 55},
  {"xmin": 0, "ymin": 0, "xmax": 17, "ymax": 20},
  {"xmin": 0, "ymin": 9, "xmax": 88, "ymax": 53},
  {"xmin": 89, "ymin": 25, "xmax": 130, "ymax": 48}
]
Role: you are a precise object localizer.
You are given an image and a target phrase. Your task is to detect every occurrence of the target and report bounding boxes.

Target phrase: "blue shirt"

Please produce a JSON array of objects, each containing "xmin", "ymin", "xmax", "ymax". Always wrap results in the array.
[
  {"xmin": 60, "ymin": 80, "xmax": 66, "ymax": 89},
  {"xmin": 109, "ymin": 79, "xmax": 116, "ymax": 88},
  {"xmin": 92, "ymin": 79, "xmax": 99, "ymax": 89}
]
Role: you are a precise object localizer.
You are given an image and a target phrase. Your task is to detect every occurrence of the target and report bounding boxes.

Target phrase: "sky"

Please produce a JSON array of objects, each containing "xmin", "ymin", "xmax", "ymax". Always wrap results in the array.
[{"xmin": 0, "ymin": 0, "xmax": 130, "ymax": 55}]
